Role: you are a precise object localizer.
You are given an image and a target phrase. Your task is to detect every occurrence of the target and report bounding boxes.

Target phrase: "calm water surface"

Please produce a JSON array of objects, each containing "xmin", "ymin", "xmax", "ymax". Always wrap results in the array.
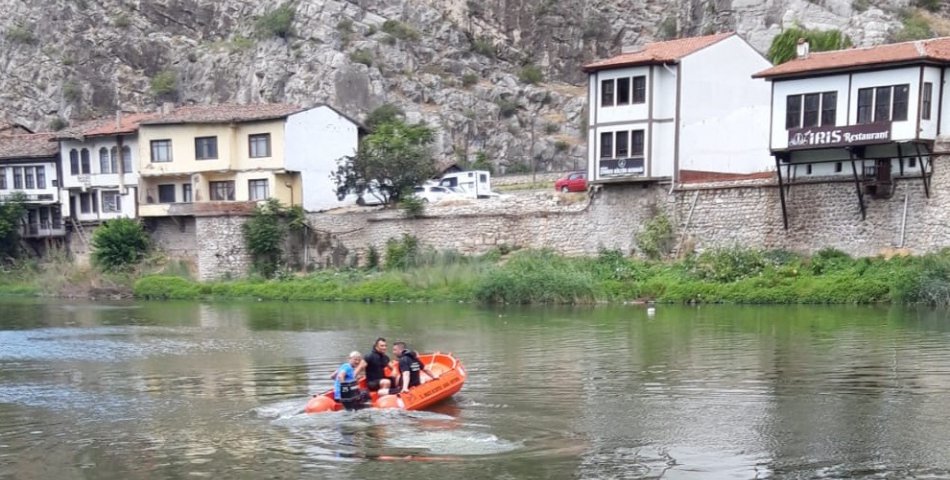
[{"xmin": 2, "ymin": 299, "xmax": 950, "ymax": 479}]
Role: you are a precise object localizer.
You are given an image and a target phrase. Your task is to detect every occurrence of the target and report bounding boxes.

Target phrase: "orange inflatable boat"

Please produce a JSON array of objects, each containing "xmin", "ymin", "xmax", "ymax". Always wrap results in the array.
[{"xmin": 305, "ymin": 352, "xmax": 467, "ymax": 413}]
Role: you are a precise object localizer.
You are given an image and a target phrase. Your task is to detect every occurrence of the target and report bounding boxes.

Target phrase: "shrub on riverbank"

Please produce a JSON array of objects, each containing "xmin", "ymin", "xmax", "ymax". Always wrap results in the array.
[{"xmin": 33, "ymin": 246, "xmax": 950, "ymax": 307}]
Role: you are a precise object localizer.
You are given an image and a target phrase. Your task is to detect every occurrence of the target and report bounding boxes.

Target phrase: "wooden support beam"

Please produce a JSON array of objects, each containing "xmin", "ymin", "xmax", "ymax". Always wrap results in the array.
[
  {"xmin": 849, "ymin": 149, "xmax": 866, "ymax": 221},
  {"xmin": 775, "ymin": 155, "xmax": 789, "ymax": 230}
]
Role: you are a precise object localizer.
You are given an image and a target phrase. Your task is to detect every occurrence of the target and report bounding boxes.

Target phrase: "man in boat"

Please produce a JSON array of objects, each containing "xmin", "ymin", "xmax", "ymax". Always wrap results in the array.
[
  {"xmin": 354, "ymin": 337, "xmax": 397, "ymax": 394},
  {"xmin": 392, "ymin": 342, "xmax": 439, "ymax": 394},
  {"xmin": 332, "ymin": 351, "xmax": 364, "ymax": 410}
]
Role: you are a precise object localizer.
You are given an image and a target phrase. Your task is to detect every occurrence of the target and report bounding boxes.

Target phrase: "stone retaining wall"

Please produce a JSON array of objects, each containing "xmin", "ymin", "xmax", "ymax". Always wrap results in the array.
[{"xmin": 151, "ymin": 142, "xmax": 950, "ymax": 278}]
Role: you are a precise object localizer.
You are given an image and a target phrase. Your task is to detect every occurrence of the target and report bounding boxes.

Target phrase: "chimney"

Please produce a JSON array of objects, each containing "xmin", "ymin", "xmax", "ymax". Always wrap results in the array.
[
  {"xmin": 115, "ymin": 110, "xmax": 122, "ymax": 128},
  {"xmin": 161, "ymin": 102, "xmax": 175, "ymax": 115},
  {"xmin": 796, "ymin": 38, "xmax": 810, "ymax": 59}
]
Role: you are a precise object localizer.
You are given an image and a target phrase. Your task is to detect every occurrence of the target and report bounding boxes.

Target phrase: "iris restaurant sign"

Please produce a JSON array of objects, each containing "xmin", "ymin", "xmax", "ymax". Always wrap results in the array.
[
  {"xmin": 599, "ymin": 157, "xmax": 645, "ymax": 176},
  {"xmin": 787, "ymin": 123, "xmax": 891, "ymax": 150}
]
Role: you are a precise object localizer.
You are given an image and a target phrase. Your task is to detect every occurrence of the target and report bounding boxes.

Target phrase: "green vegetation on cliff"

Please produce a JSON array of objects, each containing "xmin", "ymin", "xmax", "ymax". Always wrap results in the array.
[{"xmin": 130, "ymin": 243, "xmax": 950, "ymax": 307}]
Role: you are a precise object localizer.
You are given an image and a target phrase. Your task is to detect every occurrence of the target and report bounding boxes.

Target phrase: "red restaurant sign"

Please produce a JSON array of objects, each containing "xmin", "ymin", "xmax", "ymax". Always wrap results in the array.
[{"xmin": 787, "ymin": 123, "xmax": 891, "ymax": 150}]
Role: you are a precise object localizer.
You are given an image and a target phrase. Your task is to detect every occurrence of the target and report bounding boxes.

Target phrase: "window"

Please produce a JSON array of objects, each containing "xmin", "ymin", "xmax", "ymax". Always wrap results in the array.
[
  {"xmin": 70, "ymin": 149, "xmax": 79, "ymax": 175},
  {"xmin": 182, "ymin": 183, "xmax": 192, "ymax": 203},
  {"xmin": 806, "ymin": 164, "xmax": 813, "ymax": 175},
  {"xmin": 601, "ymin": 79, "xmax": 614, "ymax": 107},
  {"xmin": 802, "ymin": 93, "xmax": 820, "ymax": 128},
  {"xmin": 787, "ymin": 91, "xmax": 836, "ymax": 129},
  {"xmin": 80, "ymin": 148, "xmax": 90, "ymax": 174},
  {"xmin": 909, "ymin": 157, "xmax": 917, "ymax": 168},
  {"xmin": 859, "ymin": 84, "xmax": 910, "ymax": 124},
  {"xmin": 615, "ymin": 131, "xmax": 629, "ymax": 158},
  {"xmin": 13, "ymin": 167, "xmax": 23, "ymax": 189},
  {"xmin": 599, "ymin": 131, "xmax": 613, "ymax": 158},
  {"xmin": 24, "ymin": 167, "xmax": 34, "ymax": 189},
  {"xmin": 892, "ymin": 85, "xmax": 909, "ymax": 121},
  {"xmin": 249, "ymin": 134, "xmax": 271, "ymax": 158},
  {"xmin": 631, "ymin": 130, "xmax": 644, "ymax": 157},
  {"xmin": 158, "ymin": 184, "xmax": 176, "ymax": 203},
  {"xmin": 874, "ymin": 86, "xmax": 891, "ymax": 123},
  {"xmin": 786, "ymin": 95, "xmax": 802, "ymax": 129},
  {"xmin": 100, "ymin": 148, "xmax": 111, "ymax": 173},
  {"xmin": 922, "ymin": 82, "xmax": 933, "ymax": 120},
  {"xmin": 121, "ymin": 146, "xmax": 132, "ymax": 173},
  {"xmin": 821, "ymin": 92, "xmax": 837, "ymax": 126},
  {"xmin": 35, "ymin": 166, "xmax": 45, "ymax": 189},
  {"xmin": 632, "ymin": 76, "xmax": 646, "ymax": 104},
  {"xmin": 248, "ymin": 179, "xmax": 269, "ymax": 201},
  {"xmin": 102, "ymin": 191, "xmax": 121, "ymax": 213},
  {"xmin": 38, "ymin": 208, "xmax": 49, "ymax": 229},
  {"xmin": 79, "ymin": 192, "xmax": 92, "ymax": 214},
  {"xmin": 834, "ymin": 162, "xmax": 843, "ymax": 173},
  {"xmin": 210, "ymin": 181, "xmax": 235, "ymax": 201},
  {"xmin": 151, "ymin": 140, "xmax": 173, "ymax": 163},
  {"xmin": 0, "ymin": 167, "xmax": 5, "ymax": 189},
  {"xmin": 195, "ymin": 136, "xmax": 218, "ymax": 160},
  {"xmin": 616, "ymin": 77, "xmax": 630, "ymax": 105}
]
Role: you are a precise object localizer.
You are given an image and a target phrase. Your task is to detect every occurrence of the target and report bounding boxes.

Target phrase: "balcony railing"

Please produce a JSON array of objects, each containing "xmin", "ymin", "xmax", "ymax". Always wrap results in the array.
[{"xmin": 21, "ymin": 220, "xmax": 66, "ymax": 238}]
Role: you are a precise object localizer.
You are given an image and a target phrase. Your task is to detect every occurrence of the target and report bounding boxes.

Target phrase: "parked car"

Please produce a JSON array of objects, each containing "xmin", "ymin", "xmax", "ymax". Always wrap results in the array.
[
  {"xmin": 411, "ymin": 185, "xmax": 458, "ymax": 203},
  {"xmin": 555, "ymin": 172, "xmax": 587, "ymax": 192}
]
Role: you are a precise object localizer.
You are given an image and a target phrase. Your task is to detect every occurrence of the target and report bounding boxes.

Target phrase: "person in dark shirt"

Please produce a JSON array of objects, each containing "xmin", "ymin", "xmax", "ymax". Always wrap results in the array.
[
  {"xmin": 393, "ymin": 341, "xmax": 438, "ymax": 393},
  {"xmin": 354, "ymin": 337, "xmax": 396, "ymax": 393}
]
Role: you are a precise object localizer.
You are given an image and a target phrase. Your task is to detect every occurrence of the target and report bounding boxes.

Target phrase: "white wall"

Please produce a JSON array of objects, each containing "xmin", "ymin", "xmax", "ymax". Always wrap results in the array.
[
  {"xmin": 679, "ymin": 35, "xmax": 773, "ymax": 175},
  {"xmin": 0, "ymin": 160, "xmax": 60, "ymax": 202},
  {"xmin": 770, "ymin": 74, "xmax": 850, "ymax": 150},
  {"xmin": 60, "ymin": 136, "xmax": 139, "ymax": 219},
  {"xmin": 285, "ymin": 106, "xmax": 360, "ymax": 212},
  {"xmin": 593, "ymin": 66, "xmax": 652, "ymax": 125},
  {"xmin": 942, "ymin": 67, "xmax": 950, "ymax": 137},
  {"xmin": 652, "ymin": 64, "xmax": 677, "ymax": 120},
  {"xmin": 850, "ymin": 66, "xmax": 923, "ymax": 140},
  {"xmin": 651, "ymin": 123, "xmax": 675, "ymax": 178},
  {"xmin": 920, "ymin": 66, "xmax": 941, "ymax": 139}
]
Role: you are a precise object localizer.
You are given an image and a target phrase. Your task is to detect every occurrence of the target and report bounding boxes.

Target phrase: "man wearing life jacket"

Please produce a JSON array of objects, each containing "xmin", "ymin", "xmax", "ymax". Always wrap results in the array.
[
  {"xmin": 392, "ymin": 342, "xmax": 438, "ymax": 394},
  {"xmin": 331, "ymin": 351, "xmax": 363, "ymax": 409}
]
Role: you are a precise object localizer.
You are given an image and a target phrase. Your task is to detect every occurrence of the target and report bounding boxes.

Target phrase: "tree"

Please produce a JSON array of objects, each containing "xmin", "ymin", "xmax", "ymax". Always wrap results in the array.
[
  {"xmin": 333, "ymin": 119, "xmax": 437, "ymax": 205},
  {"xmin": 91, "ymin": 218, "xmax": 150, "ymax": 270},
  {"xmin": 242, "ymin": 198, "xmax": 287, "ymax": 278},
  {"xmin": 767, "ymin": 27, "xmax": 853, "ymax": 65},
  {"xmin": 0, "ymin": 193, "xmax": 26, "ymax": 262}
]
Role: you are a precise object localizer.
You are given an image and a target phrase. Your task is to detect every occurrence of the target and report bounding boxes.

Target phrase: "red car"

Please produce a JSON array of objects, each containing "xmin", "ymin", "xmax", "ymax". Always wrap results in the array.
[{"xmin": 555, "ymin": 172, "xmax": 587, "ymax": 192}]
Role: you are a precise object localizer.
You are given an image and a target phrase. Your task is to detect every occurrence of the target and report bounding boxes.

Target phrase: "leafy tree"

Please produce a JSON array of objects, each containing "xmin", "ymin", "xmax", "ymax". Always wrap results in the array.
[
  {"xmin": 242, "ymin": 198, "xmax": 287, "ymax": 278},
  {"xmin": 256, "ymin": 2, "xmax": 296, "ymax": 39},
  {"xmin": 767, "ymin": 27, "xmax": 853, "ymax": 65},
  {"xmin": 0, "ymin": 193, "xmax": 26, "ymax": 262},
  {"xmin": 333, "ymin": 119, "xmax": 436, "ymax": 206},
  {"xmin": 91, "ymin": 218, "xmax": 150, "ymax": 270}
]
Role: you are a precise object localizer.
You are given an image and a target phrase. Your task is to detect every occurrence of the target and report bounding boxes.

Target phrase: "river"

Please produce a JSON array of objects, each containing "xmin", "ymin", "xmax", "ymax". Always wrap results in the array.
[{"xmin": 2, "ymin": 299, "xmax": 950, "ymax": 478}]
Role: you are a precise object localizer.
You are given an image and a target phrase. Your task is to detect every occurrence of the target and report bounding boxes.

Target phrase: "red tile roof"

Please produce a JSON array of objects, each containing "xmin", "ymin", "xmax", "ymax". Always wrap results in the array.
[
  {"xmin": 754, "ymin": 36, "xmax": 950, "ymax": 78},
  {"xmin": 582, "ymin": 32, "xmax": 735, "ymax": 72},
  {"xmin": 679, "ymin": 169, "xmax": 775, "ymax": 184},
  {"xmin": 140, "ymin": 103, "xmax": 306, "ymax": 126},
  {"xmin": 0, "ymin": 121, "xmax": 32, "ymax": 136},
  {"xmin": 0, "ymin": 133, "xmax": 59, "ymax": 159},
  {"xmin": 57, "ymin": 112, "xmax": 160, "ymax": 140}
]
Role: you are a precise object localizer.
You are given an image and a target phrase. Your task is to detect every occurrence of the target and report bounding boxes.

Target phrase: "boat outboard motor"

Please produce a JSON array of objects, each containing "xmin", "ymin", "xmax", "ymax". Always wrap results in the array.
[{"xmin": 339, "ymin": 380, "xmax": 364, "ymax": 411}]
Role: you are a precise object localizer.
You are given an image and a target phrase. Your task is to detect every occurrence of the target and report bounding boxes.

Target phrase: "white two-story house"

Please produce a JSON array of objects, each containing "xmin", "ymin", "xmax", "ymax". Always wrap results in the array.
[
  {"xmin": 56, "ymin": 112, "xmax": 156, "ymax": 224},
  {"xmin": 0, "ymin": 133, "xmax": 65, "ymax": 240},
  {"xmin": 753, "ymin": 36, "xmax": 950, "ymax": 226},
  {"xmin": 581, "ymin": 32, "xmax": 773, "ymax": 185},
  {"xmin": 136, "ymin": 103, "xmax": 362, "ymax": 218}
]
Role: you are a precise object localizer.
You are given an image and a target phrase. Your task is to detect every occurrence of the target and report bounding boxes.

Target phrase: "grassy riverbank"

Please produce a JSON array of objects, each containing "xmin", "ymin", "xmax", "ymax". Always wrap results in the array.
[{"xmin": 130, "ymin": 247, "xmax": 950, "ymax": 306}]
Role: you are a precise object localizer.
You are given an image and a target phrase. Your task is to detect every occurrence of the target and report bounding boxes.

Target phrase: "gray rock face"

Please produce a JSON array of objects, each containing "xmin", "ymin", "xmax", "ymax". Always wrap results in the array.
[{"xmin": 0, "ymin": 0, "xmax": 925, "ymax": 172}]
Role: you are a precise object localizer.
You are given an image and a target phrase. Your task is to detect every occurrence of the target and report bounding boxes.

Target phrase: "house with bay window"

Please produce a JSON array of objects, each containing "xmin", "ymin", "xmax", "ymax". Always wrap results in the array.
[
  {"xmin": 56, "ymin": 112, "xmax": 156, "ymax": 224},
  {"xmin": 135, "ymin": 103, "xmax": 362, "ymax": 218},
  {"xmin": 753, "ymin": 36, "xmax": 950, "ymax": 228},
  {"xmin": 0, "ymin": 133, "xmax": 65, "ymax": 240},
  {"xmin": 581, "ymin": 32, "xmax": 772, "ymax": 185}
]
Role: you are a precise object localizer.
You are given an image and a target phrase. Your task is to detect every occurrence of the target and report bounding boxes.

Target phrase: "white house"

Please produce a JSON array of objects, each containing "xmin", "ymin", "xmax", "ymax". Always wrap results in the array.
[
  {"xmin": 581, "ymin": 32, "xmax": 773, "ymax": 185},
  {"xmin": 0, "ymin": 132, "xmax": 65, "ymax": 239},
  {"xmin": 56, "ymin": 112, "xmax": 156, "ymax": 223},
  {"xmin": 134, "ymin": 103, "xmax": 363, "ymax": 217},
  {"xmin": 753, "ymin": 37, "xmax": 950, "ymax": 227}
]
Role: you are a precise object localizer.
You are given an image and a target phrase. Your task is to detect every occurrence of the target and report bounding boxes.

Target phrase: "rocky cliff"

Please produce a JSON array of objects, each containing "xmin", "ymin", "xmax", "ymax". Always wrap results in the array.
[{"xmin": 0, "ymin": 0, "xmax": 943, "ymax": 172}]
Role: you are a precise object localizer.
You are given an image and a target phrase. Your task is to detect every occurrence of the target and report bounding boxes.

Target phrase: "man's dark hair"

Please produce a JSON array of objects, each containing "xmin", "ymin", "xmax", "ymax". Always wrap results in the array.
[
  {"xmin": 393, "ymin": 341, "xmax": 407, "ymax": 349},
  {"xmin": 374, "ymin": 337, "xmax": 386, "ymax": 346}
]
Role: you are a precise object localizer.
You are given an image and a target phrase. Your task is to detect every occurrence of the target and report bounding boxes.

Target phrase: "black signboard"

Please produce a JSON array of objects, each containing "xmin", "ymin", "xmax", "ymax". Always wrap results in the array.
[
  {"xmin": 599, "ymin": 157, "xmax": 645, "ymax": 176},
  {"xmin": 787, "ymin": 123, "xmax": 891, "ymax": 150}
]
